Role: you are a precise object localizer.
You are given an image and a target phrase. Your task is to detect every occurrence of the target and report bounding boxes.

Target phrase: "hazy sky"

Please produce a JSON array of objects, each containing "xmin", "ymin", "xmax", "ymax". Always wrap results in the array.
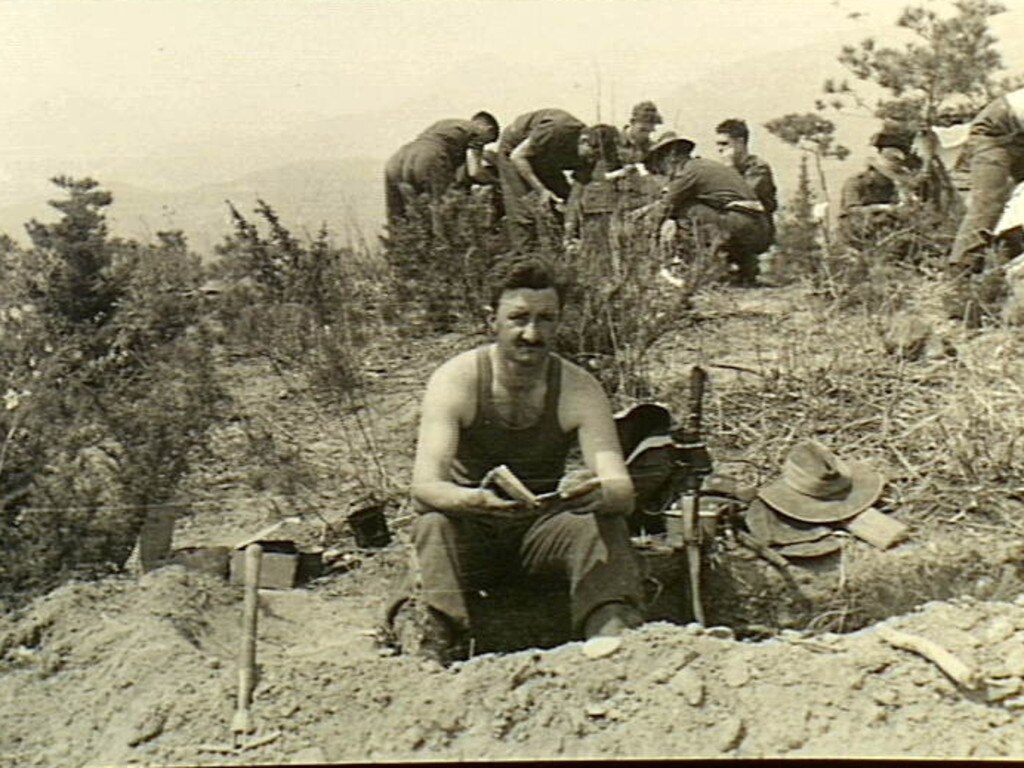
[
  {"xmin": 6, "ymin": 0, "xmax": 899, "ymax": 127},
  {"xmin": 6, "ymin": 1, "xmax": 1022, "ymax": 134},
  {"xmin": 2, "ymin": 0, "xmax": 1024, "ymax": 195}
]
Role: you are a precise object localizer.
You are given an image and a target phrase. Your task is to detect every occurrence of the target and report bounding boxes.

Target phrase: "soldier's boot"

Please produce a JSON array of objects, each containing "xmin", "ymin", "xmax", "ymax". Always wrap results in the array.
[
  {"xmin": 583, "ymin": 601, "xmax": 644, "ymax": 639},
  {"xmin": 391, "ymin": 600, "xmax": 464, "ymax": 666}
]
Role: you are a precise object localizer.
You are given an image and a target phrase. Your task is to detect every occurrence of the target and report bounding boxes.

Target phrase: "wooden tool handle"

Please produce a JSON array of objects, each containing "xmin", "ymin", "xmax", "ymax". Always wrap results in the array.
[
  {"xmin": 686, "ymin": 541, "xmax": 705, "ymax": 626},
  {"xmin": 237, "ymin": 543, "xmax": 263, "ymax": 710},
  {"xmin": 684, "ymin": 365, "xmax": 706, "ymax": 440}
]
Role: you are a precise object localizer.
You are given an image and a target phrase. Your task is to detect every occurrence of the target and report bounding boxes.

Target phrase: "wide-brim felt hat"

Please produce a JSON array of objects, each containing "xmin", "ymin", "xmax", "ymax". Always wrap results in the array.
[
  {"xmin": 645, "ymin": 132, "xmax": 696, "ymax": 167},
  {"xmin": 758, "ymin": 439, "xmax": 884, "ymax": 524},
  {"xmin": 871, "ymin": 122, "xmax": 914, "ymax": 152}
]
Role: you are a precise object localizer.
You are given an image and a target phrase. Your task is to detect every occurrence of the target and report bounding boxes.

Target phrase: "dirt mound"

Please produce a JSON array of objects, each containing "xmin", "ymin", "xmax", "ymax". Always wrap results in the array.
[
  {"xmin": 0, "ymin": 568, "xmax": 239, "ymax": 767},
  {"xmin": 2, "ymin": 564, "xmax": 1024, "ymax": 764}
]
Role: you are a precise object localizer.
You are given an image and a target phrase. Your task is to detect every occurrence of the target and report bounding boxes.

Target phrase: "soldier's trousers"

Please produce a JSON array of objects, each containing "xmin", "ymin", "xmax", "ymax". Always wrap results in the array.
[
  {"xmin": 405, "ymin": 509, "xmax": 644, "ymax": 635},
  {"xmin": 678, "ymin": 203, "xmax": 772, "ymax": 281},
  {"xmin": 494, "ymin": 153, "xmax": 571, "ymax": 252},
  {"xmin": 384, "ymin": 141, "xmax": 455, "ymax": 222},
  {"xmin": 949, "ymin": 138, "xmax": 1024, "ymax": 271}
]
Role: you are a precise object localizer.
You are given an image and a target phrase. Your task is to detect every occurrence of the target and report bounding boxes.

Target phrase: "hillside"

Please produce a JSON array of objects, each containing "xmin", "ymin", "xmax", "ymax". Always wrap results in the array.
[
  {"xmin": 663, "ymin": 37, "xmax": 882, "ymax": 206},
  {"xmin": 1, "ymin": 281, "xmax": 1023, "ymax": 765}
]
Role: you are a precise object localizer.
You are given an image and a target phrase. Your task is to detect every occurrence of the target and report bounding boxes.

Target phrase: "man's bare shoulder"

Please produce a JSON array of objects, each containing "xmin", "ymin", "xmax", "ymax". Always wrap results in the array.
[
  {"xmin": 425, "ymin": 346, "xmax": 485, "ymax": 394},
  {"xmin": 555, "ymin": 355, "xmax": 617, "ymax": 436},
  {"xmin": 556, "ymin": 354, "xmax": 609, "ymax": 400}
]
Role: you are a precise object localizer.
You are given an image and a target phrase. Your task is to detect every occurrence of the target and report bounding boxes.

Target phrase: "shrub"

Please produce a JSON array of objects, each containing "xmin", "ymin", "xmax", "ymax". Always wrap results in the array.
[
  {"xmin": 212, "ymin": 202, "xmax": 401, "ymax": 509},
  {"xmin": 826, "ymin": 199, "xmax": 964, "ymax": 315},
  {"xmin": 0, "ymin": 178, "xmax": 222, "ymax": 605},
  {"xmin": 770, "ymin": 156, "xmax": 824, "ymax": 285},
  {"xmin": 556, "ymin": 207, "xmax": 717, "ymax": 398},
  {"xmin": 214, "ymin": 201, "xmax": 390, "ymax": 398},
  {"xmin": 383, "ymin": 180, "xmax": 725, "ymax": 398},
  {"xmin": 381, "ymin": 187, "xmax": 509, "ymax": 332}
]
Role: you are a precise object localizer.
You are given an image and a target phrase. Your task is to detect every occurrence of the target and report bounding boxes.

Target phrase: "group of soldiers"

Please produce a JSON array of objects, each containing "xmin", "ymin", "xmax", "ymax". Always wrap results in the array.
[
  {"xmin": 382, "ymin": 101, "xmax": 783, "ymax": 664},
  {"xmin": 384, "ymin": 101, "xmax": 779, "ymax": 285},
  {"xmin": 830, "ymin": 88, "xmax": 1024, "ymax": 278},
  {"xmin": 387, "ymin": 87, "xmax": 1024, "ymax": 290}
]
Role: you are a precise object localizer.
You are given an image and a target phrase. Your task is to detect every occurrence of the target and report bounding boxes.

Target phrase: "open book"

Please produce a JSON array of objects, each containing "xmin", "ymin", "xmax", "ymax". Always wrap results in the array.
[{"xmin": 481, "ymin": 464, "xmax": 599, "ymax": 509}]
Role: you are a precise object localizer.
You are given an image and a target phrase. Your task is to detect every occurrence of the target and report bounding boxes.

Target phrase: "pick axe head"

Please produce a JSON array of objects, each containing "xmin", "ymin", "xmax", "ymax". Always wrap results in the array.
[{"xmin": 231, "ymin": 709, "xmax": 254, "ymax": 746}]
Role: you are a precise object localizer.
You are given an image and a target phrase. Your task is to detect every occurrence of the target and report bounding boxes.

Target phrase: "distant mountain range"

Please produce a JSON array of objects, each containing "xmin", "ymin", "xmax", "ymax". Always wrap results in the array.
[
  {"xmin": 0, "ymin": 156, "xmax": 385, "ymax": 256},
  {"xmin": 110, "ymin": 157, "xmax": 385, "ymax": 255}
]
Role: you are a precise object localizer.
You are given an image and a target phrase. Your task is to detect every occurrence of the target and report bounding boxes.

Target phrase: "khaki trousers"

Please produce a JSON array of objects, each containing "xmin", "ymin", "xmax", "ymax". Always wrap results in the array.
[{"xmin": 407, "ymin": 509, "xmax": 644, "ymax": 635}]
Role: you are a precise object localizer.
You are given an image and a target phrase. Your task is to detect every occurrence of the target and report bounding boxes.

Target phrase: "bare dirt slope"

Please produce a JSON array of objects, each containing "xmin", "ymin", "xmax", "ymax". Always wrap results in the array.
[
  {"xmin": 3, "ymin": 566, "xmax": 1024, "ymax": 765},
  {"xmin": 1, "ymin": 283, "xmax": 1023, "ymax": 765}
]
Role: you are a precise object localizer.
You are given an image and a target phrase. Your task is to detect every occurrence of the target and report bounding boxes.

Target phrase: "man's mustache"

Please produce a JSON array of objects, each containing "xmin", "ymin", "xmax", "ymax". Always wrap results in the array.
[{"xmin": 515, "ymin": 339, "xmax": 546, "ymax": 349}]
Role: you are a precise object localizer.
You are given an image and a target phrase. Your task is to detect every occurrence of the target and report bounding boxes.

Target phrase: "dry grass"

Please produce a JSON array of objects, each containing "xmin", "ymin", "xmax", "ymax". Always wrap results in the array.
[{"xmin": 649, "ymin": 276, "xmax": 1024, "ymax": 531}]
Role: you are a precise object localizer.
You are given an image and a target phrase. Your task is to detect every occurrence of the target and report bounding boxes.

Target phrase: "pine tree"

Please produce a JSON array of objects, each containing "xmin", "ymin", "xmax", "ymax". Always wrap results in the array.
[
  {"xmin": 772, "ymin": 156, "xmax": 823, "ymax": 282},
  {"xmin": 764, "ymin": 113, "xmax": 849, "ymax": 250},
  {"xmin": 25, "ymin": 177, "xmax": 120, "ymax": 326},
  {"xmin": 822, "ymin": 1, "xmax": 1019, "ymax": 126}
]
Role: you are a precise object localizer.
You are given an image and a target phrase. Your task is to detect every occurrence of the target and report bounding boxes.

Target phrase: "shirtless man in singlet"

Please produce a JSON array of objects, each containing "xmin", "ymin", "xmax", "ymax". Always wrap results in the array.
[{"xmin": 390, "ymin": 256, "xmax": 644, "ymax": 664}]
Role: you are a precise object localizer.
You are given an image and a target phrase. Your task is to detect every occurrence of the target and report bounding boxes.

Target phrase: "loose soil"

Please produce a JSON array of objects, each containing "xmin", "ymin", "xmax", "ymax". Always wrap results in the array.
[{"xmin": 1, "ymin": 282, "xmax": 1023, "ymax": 765}]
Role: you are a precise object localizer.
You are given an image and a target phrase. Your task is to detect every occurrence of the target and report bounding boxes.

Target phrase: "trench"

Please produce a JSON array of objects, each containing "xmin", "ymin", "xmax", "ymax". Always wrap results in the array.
[
  {"xmin": 701, "ymin": 526, "xmax": 1024, "ymax": 636},
  {"xmin": 466, "ymin": 525, "xmax": 1024, "ymax": 655}
]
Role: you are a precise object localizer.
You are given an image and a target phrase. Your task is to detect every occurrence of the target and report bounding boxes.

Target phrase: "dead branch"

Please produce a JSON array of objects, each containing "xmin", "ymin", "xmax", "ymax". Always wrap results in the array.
[{"xmin": 876, "ymin": 625, "xmax": 980, "ymax": 691}]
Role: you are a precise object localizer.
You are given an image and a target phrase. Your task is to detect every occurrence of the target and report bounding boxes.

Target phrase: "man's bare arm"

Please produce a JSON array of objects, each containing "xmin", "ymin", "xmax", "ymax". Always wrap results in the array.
[
  {"xmin": 465, "ymin": 147, "xmax": 485, "ymax": 182},
  {"xmin": 561, "ymin": 365, "xmax": 635, "ymax": 517},
  {"xmin": 510, "ymin": 137, "xmax": 564, "ymax": 204},
  {"xmin": 410, "ymin": 357, "xmax": 522, "ymax": 517}
]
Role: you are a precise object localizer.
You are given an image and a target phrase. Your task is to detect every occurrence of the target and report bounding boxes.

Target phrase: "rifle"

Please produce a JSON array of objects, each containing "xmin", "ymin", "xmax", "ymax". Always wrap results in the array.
[{"xmin": 667, "ymin": 366, "xmax": 713, "ymax": 624}]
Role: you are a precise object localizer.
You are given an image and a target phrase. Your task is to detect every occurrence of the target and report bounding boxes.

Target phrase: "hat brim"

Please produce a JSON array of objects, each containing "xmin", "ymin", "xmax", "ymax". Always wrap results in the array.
[
  {"xmin": 758, "ymin": 461, "xmax": 884, "ymax": 524},
  {"xmin": 745, "ymin": 499, "xmax": 835, "ymax": 545},
  {"xmin": 645, "ymin": 138, "xmax": 695, "ymax": 165},
  {"xmin": 614, "ymin": 402, "xmax": 672, "ymax": 458},
  {"xmin": 775, "ymin": 536, "xmax": 843, "ymax": 559}
]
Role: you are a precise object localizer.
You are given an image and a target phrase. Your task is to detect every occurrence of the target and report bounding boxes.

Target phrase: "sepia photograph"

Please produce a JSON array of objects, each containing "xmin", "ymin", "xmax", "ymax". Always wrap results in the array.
[{"xmin": 2, "ymin": 0, "xmax": 1024, "ymax": 763}]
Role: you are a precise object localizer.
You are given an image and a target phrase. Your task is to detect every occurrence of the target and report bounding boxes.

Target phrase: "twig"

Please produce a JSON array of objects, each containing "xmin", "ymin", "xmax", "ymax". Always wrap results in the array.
[
  {"xmin": 0, "ymin": 409, "xmax": 24, "ymax": 483},
  {"xmin": 781, "ymin": 636, "xmax": 844, "ymax": 654},
  {"xmin": 196, "ymin": 744, "xmax": 237, "ymax": 755},
  {"xmin": 707, "ymin": 362, "xmax": 766, "ymax": 377},
  {"xmin": 807, "ymin": 608, "xmax": 850, "ymax": 634},
  {"xmin": 937, "ymin": 518, "xmax": 1023, "ymax": 534},
  {"xmin": 885, "ymin": 439, "xmax": 922, "ymax": 479},
  {"xmin": 838, "ymin": 538, "xmax": 847, "ymax": 592},
  {"xmin": 876, "ymin": 625, "xmax": 980, "ymax": 691},
  {"xmin": 238, "ymin": 730, "xmax": 282, "ymax": 751},
  {"xmin": 832, "ymin": 416, "xmax": 881, "ymax": 439},
  {"xmin": 735, "ymin": 530, "xmax": 790, "ymax": 571}
]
